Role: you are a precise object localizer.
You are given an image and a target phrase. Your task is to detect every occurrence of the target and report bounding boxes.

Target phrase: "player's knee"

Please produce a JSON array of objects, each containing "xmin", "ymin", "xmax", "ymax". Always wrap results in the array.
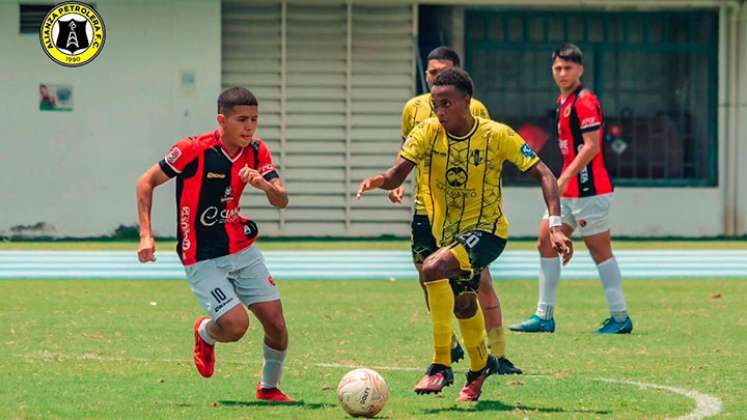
[
  {"xmin": 420, "ymin": 259, "xmax": 443, "ymax": 282},
  {"xmin": 454, "ymin": 294, "xmax": 478, "ymax": 319},
  {"xmin": 219, "ymin": 314, "xmax": 249, "ymax": 342}
]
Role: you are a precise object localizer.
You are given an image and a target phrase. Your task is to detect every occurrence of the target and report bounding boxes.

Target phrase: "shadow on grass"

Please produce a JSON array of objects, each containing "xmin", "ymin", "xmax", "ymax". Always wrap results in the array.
[
  {"xmin": 420, "ymin": 400, "xmax": 610, "ymax": 415},
  {"xmin": 218, "ymin": 400, "xmax": 333, "ymax": 410}
]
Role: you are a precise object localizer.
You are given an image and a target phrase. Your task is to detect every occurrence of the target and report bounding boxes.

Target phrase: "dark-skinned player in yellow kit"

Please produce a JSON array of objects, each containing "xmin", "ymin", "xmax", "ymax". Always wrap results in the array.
[{"xmin": 357, "ymin": 68, "xmax": 573, "ymax": 401}]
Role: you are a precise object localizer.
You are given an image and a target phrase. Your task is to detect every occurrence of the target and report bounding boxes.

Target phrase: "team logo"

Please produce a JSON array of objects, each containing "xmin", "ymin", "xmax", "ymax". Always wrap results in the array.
[
  {"xmin": 445, "ymin": 167, "xmax": 468, "ymax": 187},
  {"xmin": 39, "ymin": 2, "xmax": 106, "ymax": 67},
  {"xmin": 165, "ymin": 147, "xmax": 182, "ymax": 164},
  {"xmin": 267, "ymin": 275, "xmax": 276, "ymax": 287},
  {"xmin": 471, "ymin": 150, "xmax": 483, "ymax": 166},
  {"xmin": 521, "ymin": 143, "xmax": 536, "ymax": 158},
  {"xmin": 579, "ymin": 219, "xmax": 587, "ymax": 228},
  {"xmin": 563, "ymin": 105, "xmax": 572, "ymax": 118},
  {"xmin": 221, "ymin": 186, "xmax": 234, "ymax": 203}
]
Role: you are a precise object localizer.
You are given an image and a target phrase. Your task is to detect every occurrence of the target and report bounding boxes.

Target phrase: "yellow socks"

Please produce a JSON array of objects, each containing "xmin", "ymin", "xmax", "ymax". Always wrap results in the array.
[
  {"xmin": 458, "ymin": 305, "xmax": 488, "ymax": 372},
  {"xmin": 487, "ymin": 326, "xmax": 506, "ymax": 358},
  {"xmin": 425, "ymin": 279, "xmax": 454, "ymax": 366}
]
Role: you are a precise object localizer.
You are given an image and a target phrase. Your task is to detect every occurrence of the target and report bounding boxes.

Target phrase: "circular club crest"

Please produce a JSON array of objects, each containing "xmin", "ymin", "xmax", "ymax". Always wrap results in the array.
[{"xmin": 39, "ymin": 2, "xmax": 106, "ymax": 67}]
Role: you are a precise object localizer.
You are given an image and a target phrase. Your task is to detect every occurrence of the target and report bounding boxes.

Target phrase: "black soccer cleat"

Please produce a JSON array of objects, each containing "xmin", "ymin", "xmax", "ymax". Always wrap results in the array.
[
  {"xmin": 451, "ymin": 340, "xmax": 465, "ymax": 364},
  {"xmin": 494, "ymin": 356, "xmax": 523, "ymax": 375}
]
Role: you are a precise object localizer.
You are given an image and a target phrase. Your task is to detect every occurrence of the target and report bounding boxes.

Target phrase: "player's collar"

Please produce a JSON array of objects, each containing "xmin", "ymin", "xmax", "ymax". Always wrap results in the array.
[
  {"xmin": 215, "ymin": 129, "xmax": 244, "ymax": 162},
  {"xmin": 557, "ymin": 84, "xmax": 584, "ymax": 105},
  {"xmin": 446, "ymin": 118, "xmax": 479, "ymax": 141}
]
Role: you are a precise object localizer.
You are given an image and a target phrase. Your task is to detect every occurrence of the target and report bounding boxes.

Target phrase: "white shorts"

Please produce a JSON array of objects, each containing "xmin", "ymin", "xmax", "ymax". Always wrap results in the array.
[
  {"xmin": 544, "ymin": 193, "xmax": 612, "ymax": 237},
  {"xmin": 184, "ymin": 245, "xmax": 280, "ymax": 320}
]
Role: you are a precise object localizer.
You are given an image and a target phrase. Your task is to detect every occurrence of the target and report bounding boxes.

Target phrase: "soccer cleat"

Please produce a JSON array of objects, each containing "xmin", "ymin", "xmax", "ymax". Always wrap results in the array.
[
  {"xmin": 595, "ymin": 316, "xmax": 633, "ymax": 334},
  {"xmin": 256, "ymin": 383, "xmax": 296, "ymax": 403},
  {"xmin": 494, "ymin": 356, "xmax": 523, "ymax": 375},
  {"xmin": 413, "ymin": 364, "xmax": 454, "ymax": 395},
  {"xmin": 193, "ymin": 316, "xmax": 215, "ymax": 378},
  {"xmin": 508, "ymin": 315, "xmax": 556, "ymax": 333},
  {"xmin": 451, "ymin": 340, "xmax": 465, "ymax": 364},
  {"xmin": 457, "ymin": 354, "xmax": 499, "ymax": 402}
]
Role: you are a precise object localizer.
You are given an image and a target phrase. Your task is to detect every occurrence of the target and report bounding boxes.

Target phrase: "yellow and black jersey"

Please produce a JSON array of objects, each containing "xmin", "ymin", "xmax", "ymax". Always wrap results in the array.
[
  {"xmin": 401, "ymin": 93, "xmax": 490, "ymax": 214},
  {"xmin": 400, "ymin": 116, "xmax": 540, "ymax": 244}
]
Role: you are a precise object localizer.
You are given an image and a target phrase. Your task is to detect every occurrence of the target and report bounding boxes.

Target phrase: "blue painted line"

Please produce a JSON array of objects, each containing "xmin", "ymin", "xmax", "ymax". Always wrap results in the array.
[{"xmin": 0, "ymin": 250, "xmax": 745, "ymax": 280}]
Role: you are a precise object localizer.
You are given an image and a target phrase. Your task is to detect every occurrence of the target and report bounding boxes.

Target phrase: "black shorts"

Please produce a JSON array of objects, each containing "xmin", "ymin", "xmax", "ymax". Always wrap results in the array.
[
  {"xmin": 411, "ymin": 214, "xmax": 438, "ymax": 265},
  {"xmin": 447, "ymin": 231, "xmax": 507, "ymax": 295}
]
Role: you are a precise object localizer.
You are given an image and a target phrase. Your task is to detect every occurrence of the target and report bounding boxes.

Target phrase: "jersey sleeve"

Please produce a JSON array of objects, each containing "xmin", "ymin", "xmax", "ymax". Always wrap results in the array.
[
  {"xmin": 401, "ymin": 100, "xmax": 415, "ymax": 140},
  {"xmin": 575, "ymin": 93, "xmax": 602, "ymax": 133},
  {"xmin": 499, "ymin": 125, "xmax": 541, "ymax": 173},
  {"xmin": 471, "ymin": 99, "xmax": 491, "ymax": 119},
  {"xmin": 159, "ymin": 138, "xmax": 199, "ymax": 178},
  {"xmin": 255, "ymin": 141, "xmax": 279, "ymax": 181},
  {"xmin": 400, "ymin": 120, "xmax": 431, "ymax": 165}
]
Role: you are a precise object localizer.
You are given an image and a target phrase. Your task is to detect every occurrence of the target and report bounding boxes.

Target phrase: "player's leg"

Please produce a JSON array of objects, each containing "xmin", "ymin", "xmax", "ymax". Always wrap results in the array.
[
  {"xmin": 510, "ymin": 217, "xmax": 574, "ymax": 333},
  {"xmin": 577, "ymin": 196, "xmax": 632, "ymax": 334},
  {"xmin": 412, "ymin": 245, "xmax": 468, "ymax": 394},
  {"xmin": 411, "ymin": 214, "xmax": 464, "ymax": 363},
  {"xmin": 447, "ymin": 231, "xmax": 507, "ymax": 401},
  {"xmin": 186, "ymin": 258, "xmax": 249, "ymax": 378},
  {"xmin": 477, "ymin": 268, "xmax": 522, "ymax": 374},
  {"xmin": 229, "ymin": 245, "xmax": 295, "ymax": 402}
]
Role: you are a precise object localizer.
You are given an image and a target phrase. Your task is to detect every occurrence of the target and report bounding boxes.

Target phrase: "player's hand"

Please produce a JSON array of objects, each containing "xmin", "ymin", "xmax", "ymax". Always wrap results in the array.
[
  {"xmin": 549, "ymin": 228, "xmax": 573, "ymax": 265},
  {"xmin": 387, "ymin": 185, "xmax": 405, "ymax": 204},
  {"xmin": 138, "ymin": 236, "xmax": 156, "ymax": 263},
  {"xmin": 356, "ymin": 175, "xmax": 385, "ymax": 199},
  {"xmin": 239, "ymin": 165, "xmax": 269, "ymax": 191}
]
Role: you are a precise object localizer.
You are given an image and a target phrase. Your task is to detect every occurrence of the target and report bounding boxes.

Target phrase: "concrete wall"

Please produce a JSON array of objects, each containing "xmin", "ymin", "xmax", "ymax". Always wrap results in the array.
[
  {"xmin": 0, "ymin": 0, "xmax": 743, "ymax": 238},
  {"xmin": 0, "ymin": 0, "xmax": 221, "ymax": 237}
]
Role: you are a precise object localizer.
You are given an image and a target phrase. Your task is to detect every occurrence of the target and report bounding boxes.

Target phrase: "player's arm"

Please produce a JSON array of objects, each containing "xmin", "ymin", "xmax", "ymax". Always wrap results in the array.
[
  {"xmin": 525, "ymin": 162, "xmax": 573, "ymax": 265},
  {"xmin": 238, "ymin": 166, "xmax": 288, "ymax": 209},
  {"xmin": 356, "ymin": 158, "xmax": 416, "ymax": 199},
  {"xmin": 557, "ymin": 131, "xmax": 600, "ymax": 194},
  {"xmin": 136, "ymin": 164, "xmax": 171, "ymax": 263},
  {"xmin": 388, "ymin": 101, "xmax": 416, "ymax": 204}
]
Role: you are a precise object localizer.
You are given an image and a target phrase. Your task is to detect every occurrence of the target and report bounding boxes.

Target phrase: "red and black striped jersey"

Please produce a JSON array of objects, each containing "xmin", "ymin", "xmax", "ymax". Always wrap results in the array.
[
  {"xmin": 158, "ymin": 130, "xmax": 279, "ymax": 266},
  {"xmin": 556, "ymin": 86, "xmax": 613, "ymax": 198}
]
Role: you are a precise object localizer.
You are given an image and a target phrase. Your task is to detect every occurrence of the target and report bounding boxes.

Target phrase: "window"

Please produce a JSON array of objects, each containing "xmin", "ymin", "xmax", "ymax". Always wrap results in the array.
[
  {"xmin": 19, "ymin": 4, "xmax": 54, "ymax": 34},
  {"xmin": 465, "ymin": 10, "xmax": 719, "ymax": 186}
]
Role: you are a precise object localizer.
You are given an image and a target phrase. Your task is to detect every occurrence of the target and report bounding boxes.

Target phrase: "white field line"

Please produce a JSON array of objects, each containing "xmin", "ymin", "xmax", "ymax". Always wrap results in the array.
[{"xmin": 10, "ymin": 353, "xmax": 723, "ymax": 419}]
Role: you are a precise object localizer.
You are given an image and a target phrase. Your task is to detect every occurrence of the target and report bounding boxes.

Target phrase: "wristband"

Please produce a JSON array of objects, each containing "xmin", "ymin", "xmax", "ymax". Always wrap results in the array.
[{"xmin": 548, "ymin": 215, "xmax": 562, "ymax": 229}]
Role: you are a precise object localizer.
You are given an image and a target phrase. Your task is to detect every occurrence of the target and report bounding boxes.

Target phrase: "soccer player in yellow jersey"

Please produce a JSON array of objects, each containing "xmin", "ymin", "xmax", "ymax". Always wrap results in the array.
[
  {"xmin": 392, "ymin": 47, "xmax": 521, "ymax": 375},
  {"xmin": 357, "ymin": 68, "xmax": 572, "ymax": 401}
]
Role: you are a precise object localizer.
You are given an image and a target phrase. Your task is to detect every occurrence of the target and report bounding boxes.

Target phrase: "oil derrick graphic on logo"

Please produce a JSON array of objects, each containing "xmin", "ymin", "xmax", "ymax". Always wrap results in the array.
[{"xmin": 55, "ymin": 19, "xmax": 90, "ymax": 54}]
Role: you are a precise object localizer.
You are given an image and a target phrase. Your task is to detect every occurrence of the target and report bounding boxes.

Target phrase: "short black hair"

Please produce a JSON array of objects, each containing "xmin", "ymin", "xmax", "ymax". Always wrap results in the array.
[
  {"xmin": 552, "ymin": 43, "xmax": 583, "ymax": 65},
  {"xmin": 217, "ymin": 87, "xmax": 258, "ymax": 114},
  {"xmin": 432, "ymin": 68, "xmax": 473, "ymax": 98},
  {"xmin": 427, "ymin": 46, "xmax": 460, "ymax": 67}
]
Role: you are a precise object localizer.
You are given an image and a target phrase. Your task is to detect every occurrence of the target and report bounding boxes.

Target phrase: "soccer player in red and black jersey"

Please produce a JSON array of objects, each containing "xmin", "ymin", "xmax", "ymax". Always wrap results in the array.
[
  {"xmin": 510, "ymin": 44, "xmax": 633, "ymax": 334},
  {"xmin": 136, "ymin": 87, "xmax": 295, "ymax": 402}
]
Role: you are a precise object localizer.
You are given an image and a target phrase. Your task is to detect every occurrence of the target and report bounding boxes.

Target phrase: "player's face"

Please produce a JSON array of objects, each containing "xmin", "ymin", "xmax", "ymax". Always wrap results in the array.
[
  {"xmin": 552, "ymin": 58, "xmax": 583, "ymax": 91},
  {"xmin": 218, "ymin": 105, "xmax": 258, "ymax": 149},
  {"xmin": 431, "ymin": 85, "xmax": 470, "ymax": 133},
  {"xmin": 425, "ymin": 59, "xmax": 455, "ymax": 88}
]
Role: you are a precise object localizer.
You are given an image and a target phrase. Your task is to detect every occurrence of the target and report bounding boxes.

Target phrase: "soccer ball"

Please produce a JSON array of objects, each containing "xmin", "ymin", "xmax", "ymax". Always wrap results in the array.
[{"xmin": 336, "ymin": 368, "xmax": 388, "ymax": 417}]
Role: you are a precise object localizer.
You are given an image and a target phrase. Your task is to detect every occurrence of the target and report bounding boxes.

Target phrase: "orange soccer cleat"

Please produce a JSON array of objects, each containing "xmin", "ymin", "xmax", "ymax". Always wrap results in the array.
[
  {"xmin": 256, "ymin": 383, "xmax": 296, "ymax": 403},
  {"xmin": 193, "ymin": 316, "xmax": 215, "ymax": 378},
  {"xmin": 457, "ymin": 355, "xmax": 498, "ymax": 402},
  {"xmin": 413, "ymin": 364, "xmax": 454, "ymax": 395}
]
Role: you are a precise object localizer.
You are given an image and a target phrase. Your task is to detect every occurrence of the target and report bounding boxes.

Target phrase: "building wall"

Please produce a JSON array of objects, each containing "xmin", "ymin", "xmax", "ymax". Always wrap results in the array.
[
  {"xmin": 0, "ymin": 0, "xmax": 221, "ymax": 237},
  {"xmin": 0, "ymin": 0, "xmax": 743, "ymax": 238}
]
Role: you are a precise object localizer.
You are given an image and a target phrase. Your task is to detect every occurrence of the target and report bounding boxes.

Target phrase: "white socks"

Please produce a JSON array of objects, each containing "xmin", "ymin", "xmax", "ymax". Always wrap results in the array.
[
  {"xmin": 535, "ymin": 257, "xmax": 561, "ymax": 320},
  {"xmin": 260, "ymin": 343, "xmax": 287, "ymax": 389},
  {"xmin": 597, "ymin": 257, "xmax": 628, "ymax": 322},
  {"xmin": 198, "ymin": 318, "xmax": 216, "ymax": 345}
]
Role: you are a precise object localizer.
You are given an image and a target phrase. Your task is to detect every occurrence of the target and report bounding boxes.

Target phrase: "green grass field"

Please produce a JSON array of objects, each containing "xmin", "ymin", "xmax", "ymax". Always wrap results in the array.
[{"xmin": 2, "ymin": 276, "xmax": 745, "ymax": 418}]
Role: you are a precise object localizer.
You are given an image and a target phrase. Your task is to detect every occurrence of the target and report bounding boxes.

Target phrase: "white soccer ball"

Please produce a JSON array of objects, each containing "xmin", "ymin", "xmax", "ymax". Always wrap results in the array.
[{"xmin": 336, "ymin": 368, "xmax": 388, "ymax": 417}]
